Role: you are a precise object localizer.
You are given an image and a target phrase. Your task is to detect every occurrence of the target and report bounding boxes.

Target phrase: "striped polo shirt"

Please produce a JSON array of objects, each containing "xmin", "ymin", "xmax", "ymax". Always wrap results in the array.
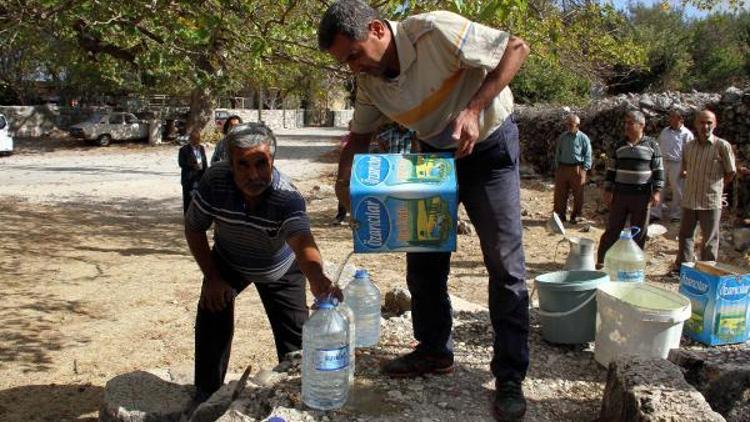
[
  {"xmin": 185, "ymin": 162, "xmax": 311, "ymax": 283},
  {"xmin": 682, "ymin": 135, "xmax": 736, "ymax": 210},
  {"xmin": 604, "ymin": 136, "xmax": 665, "ymax": 194},
  {"xmin": 351, "ymin": 11, "xmax": 513, "ymax": 149}
]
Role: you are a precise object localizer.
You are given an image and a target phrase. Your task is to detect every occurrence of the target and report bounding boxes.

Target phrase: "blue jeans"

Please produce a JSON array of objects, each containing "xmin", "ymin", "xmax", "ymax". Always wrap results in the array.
[{"xmin": 408, "ymin": 116, "xmax": 529, "ymax": 382}]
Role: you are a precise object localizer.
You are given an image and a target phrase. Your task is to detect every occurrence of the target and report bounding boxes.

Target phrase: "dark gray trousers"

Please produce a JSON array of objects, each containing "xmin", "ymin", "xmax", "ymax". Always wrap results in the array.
[
  {"xmin": 676, "ymin": 208, "xmax": 722, "ymax": 265},
  {"xmin": 597, "ymin": 192, "xmax": 651, "ymax": 265},
  {"xmin": 194, "ymin": 253, "xmax": 308, "ymax": 397},
  {"xmin": 407, "ymin": 117, "xmax": 529, "ymax": 383}
]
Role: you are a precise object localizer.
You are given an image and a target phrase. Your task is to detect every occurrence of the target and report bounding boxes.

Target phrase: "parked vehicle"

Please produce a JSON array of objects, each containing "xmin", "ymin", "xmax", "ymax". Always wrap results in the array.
[
  {"xmin": 69, "ymin": 112, "xmax": 149, "ymax": 146},
  {"xmin": 0, "ymin": 112, "xmax": 13, "ymax": 156}
]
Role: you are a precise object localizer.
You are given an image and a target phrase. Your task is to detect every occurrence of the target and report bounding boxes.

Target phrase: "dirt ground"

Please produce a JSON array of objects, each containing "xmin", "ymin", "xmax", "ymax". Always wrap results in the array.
[{"xmin": 1, "ymin": 130, "xmax": 748, "ymax": 421}]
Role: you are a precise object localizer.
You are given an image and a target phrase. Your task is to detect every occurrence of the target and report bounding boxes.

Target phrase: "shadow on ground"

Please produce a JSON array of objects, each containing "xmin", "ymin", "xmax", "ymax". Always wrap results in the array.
[
  {"xmin": 0, "ymin": 197, "xmax": 188, "ymax": 372},
  {"xmin": 0, "ymin": 383, "xmax": 104, "ymax": 422}
]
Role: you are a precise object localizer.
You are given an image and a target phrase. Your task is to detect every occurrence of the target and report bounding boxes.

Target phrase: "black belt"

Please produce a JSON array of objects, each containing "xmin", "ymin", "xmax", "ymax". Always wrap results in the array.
[{"xmin": 558, "ymin": 162, "xmax": 583, "ymax": 167}]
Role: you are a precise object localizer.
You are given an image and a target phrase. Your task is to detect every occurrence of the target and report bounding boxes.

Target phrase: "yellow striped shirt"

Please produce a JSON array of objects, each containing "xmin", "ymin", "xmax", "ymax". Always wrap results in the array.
[
  {"xmin": 350, "ymin": 11, "xmax": 513, "ymax": 149},
  {"xmin": 682, "ymin": 136, "xmax": 736, "ymax": 210}
]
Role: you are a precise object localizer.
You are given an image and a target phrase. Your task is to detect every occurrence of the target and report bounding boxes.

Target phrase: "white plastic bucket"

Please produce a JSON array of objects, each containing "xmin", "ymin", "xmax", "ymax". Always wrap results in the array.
[{"xmin": 594, "ymin": 282, "xmax": 691, "ymax": 367}]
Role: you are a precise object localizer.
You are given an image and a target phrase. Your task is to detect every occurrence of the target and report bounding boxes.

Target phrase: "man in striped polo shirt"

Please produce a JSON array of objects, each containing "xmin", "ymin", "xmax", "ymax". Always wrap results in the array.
[
  {"xmin": 184, "ymin": 123, "xmax": 339, "ymax": 402},
  {"xmin": 597, "ymin": 110, "xmax": 665, "ymax": 267},
  {"xmin": 674, "ymin": 110, "xmax": 736, "ymax": 271},
  {"xmin": 319, "ymin": 1, "xmax": 531, "ymax": 419}
]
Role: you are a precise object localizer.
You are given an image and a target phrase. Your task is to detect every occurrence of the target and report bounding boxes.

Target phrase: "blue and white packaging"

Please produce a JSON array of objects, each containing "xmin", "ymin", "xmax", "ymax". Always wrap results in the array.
[
  {"xmin": 678, "ymin": 262, "xmax": 750, "ymax": 346},
  {"xmin": 349, "ymin": 154, "xmax": 458, "ymax": 253}
]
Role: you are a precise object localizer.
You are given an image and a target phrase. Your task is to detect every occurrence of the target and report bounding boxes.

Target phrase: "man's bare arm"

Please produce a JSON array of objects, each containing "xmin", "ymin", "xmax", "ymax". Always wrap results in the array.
[{"xmin": 335, "ymin": 132, "xmax": 372, "ymax": 211}]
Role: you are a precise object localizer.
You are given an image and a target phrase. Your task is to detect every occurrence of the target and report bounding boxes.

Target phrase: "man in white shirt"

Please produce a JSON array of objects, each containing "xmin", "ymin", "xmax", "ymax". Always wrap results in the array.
[{"xmin": 652, "ymin": 109, "xmax": 693, "ymax": 222}]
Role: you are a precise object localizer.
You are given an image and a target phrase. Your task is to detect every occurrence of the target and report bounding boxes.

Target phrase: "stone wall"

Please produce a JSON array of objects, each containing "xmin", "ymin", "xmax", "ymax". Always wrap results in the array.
[
  {"xmin": 517, "ymin": 87, "xmax": 750, "ymax": 176},
  {"xmin": 332, "ymin": 109, "xmax": 354, "ymax": 128},
  {"xmin": 219, "ymin": 109, "xmax": 304, "ymax": 130}
]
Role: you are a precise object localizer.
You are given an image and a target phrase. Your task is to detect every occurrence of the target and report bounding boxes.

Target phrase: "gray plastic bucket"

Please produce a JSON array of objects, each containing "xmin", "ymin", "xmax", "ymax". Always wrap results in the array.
[{"xmin": 535, "ymin": 270, "xmax": 609, "ymax": 344}]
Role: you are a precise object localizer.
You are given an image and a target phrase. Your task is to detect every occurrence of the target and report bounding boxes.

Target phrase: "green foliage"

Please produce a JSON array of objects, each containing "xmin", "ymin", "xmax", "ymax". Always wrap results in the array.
[
  {"xmin": 0, "ymin": 0, "xmax": 747, "ymax": 111},
  {"xmin": 612, "ymin": 4, "xmax": 750, "ymax": 93},
  {"xmin": 689, "ymin": 13, "xmax": 750, "ymax": 90},
  {"xmin": 512, "ymin": 55, "xmax": 591, "ymax": 105}
]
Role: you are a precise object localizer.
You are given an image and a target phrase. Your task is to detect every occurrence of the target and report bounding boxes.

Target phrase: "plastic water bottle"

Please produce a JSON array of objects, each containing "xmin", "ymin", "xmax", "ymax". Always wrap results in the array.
[
  {"xmin": 343, "ymin": 269, "xmax": 381, "ymax": 347},
  {"xmin": 604, "ymin": 227, "xmax": 646, "ymax": 283},
  {"xmin": 301, "ymin": 297, "xmax": 350, "ymax": 410},
  {"xmin": 336, "ymin": 299, "xmax": 356, "ymax": 385}
]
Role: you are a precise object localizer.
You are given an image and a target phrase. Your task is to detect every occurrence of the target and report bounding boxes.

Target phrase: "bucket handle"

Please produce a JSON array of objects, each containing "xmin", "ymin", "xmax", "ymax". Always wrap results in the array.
[
  {"xmin": 535, "ymin": 291, "xmax": 597, "ymax": 318},
  {"xmin": 629, "ymin": 226, "xmax": 641, "ymax": 238}
]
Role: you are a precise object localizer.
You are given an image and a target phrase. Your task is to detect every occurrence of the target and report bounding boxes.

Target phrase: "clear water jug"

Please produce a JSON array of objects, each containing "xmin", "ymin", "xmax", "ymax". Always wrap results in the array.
[
  {"xmin": 604, "ymin": 227, "xmax": 646, "ymax": 283},
  {"xmin": 343, "ymin": 269, "xmax": 381, "ymax": 347},
  {"xmin": 336, "ymin": 299, "xmax": 356, "ymax": 385},
  {"xmin": 301, "ymin": 297, "xmax": 350, "ymax": 410}
]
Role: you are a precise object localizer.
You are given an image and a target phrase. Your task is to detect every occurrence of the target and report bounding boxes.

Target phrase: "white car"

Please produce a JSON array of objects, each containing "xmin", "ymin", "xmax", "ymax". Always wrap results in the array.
[
  {"xmin": 0, "ymin": 112, "xmax": 13, "ymax": 156},
  {"xmin": 69, "ymin": 112, "xmax": 149, "ymax": 146}
]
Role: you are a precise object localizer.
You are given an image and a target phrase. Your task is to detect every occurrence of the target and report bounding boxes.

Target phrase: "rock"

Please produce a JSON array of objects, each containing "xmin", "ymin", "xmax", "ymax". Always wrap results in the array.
[
  {"xmin": 668, "ymin": 349, "xmax": 750, "ymax": 420},
  {"xmin": 727, "ymin": 402, "xmax": 750, "ymax": 422},
  {"xmin": 272, "ymin": 350, "xmax": 303, "ymax": 373},
  {"xmin": 723, "ymin": 87, "xmax": 744, "ymax": 103},
  {"xmin": 262, "ymin": 406, "xmax": 314, "ymax": 421},
  {"xmin": 252, "ymin": 369, "xmax": 290, "ymax": 388},
  {"xmin": 457, "ymin": 219, "xmax": 474, "ymax": 235},
  {"xmin": 383, "ymin": 288, "xmax": 411, "ymax": 315},
  {"xmin": 190, "ymin": 381, "xmax": 240, "ymax": 422},
  {"xmin": 387, "ymin": 390, "xmax": 404, "ymax": 401},
  {"xmin": 216, "ymin": 409, "xmax": 254, "ymax": 422},
  {"xmin": 599, "ymin": 356, "xmax": 724, "ymax": 422},
  {"xmin": 99, "ymin": 370, "xmax": 194, "ymax": 422},
  {"xmin": 451, "ymin": 295, "xmax": 488, "ymax": 314},
  {"xmin": 519, "ymin": 163, "xmax": 538, "ymax": 179},
  {"xmin": 732, "ymin": 228, "xmax": 750, "ymax": 251}
]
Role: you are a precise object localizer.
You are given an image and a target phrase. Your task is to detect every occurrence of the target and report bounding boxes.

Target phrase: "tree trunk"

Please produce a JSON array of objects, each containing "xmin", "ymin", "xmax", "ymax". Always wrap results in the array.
[{"xmin": 186, "ymin": 85, "xmax": 214, "ymax": 136}]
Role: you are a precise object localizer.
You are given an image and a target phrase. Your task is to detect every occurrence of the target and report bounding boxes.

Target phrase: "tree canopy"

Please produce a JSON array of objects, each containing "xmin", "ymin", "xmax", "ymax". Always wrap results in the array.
[{"xmin": 1, "ymin": 1, "xmax": 747, "ymax": 130}]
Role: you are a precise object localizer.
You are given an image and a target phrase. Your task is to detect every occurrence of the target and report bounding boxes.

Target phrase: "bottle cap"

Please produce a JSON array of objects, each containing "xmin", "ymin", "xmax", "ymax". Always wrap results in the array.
[
  {"xmin": 315, "ymin": 297, "xmax": 335, "ymax": 309},
  {"xmin": 268, "ymin": 417, "xmax": 286, "ymax": 422},
  {"xmin": 354, "ymin": 269, "xmax": 369, "ymax": 278},
  {"xmin": 620, "ymin": 226, "xmax": 641, "ymax": 240}
]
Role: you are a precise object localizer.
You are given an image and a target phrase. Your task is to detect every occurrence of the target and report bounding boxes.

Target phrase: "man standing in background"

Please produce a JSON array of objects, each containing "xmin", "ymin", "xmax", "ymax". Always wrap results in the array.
[
  {"xmin": 179, "ymin": 130, "xmax": 208, "ymax": 214},
  {"xmin": 553, "ymin": 113, "xmax": 591, "ymax": 223},
  {"xmin": 674, "ymin": 110, "xmax": 735, "ymax": 272},
  {"xmin": 652, "ymin": 109, "xmax": 693, "ymax": 222},
  {"xmin": 597, "ymin": 110, "xmax": 664, "ymax": 267}
]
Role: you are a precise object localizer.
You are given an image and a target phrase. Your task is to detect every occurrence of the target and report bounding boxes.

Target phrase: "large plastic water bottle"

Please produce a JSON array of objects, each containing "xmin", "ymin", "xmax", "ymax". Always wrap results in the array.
[
  {"xmin": 336, "ymin": 299, "xmax": 356, "ymax": 385},
  {"xmin": 343, "ymin": 269, "xmax": 381, "ymax": 347},
  {"xmin": 301, "ymin": 297, "xmax": 350, "ymax": 410},
  {"xmin": 604, "ymin": 227, "xmax": 646, "ymax": 283}
]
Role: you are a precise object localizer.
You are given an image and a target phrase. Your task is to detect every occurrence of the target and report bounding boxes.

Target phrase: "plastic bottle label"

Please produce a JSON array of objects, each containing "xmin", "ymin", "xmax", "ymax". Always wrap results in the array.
[
  {"xmin": 314, "ymin": 346, "xmax": 349, "ymax": 371},
  {"xmin": 617, "ymin": 270, "xmax": 644, "ymax": 282}
]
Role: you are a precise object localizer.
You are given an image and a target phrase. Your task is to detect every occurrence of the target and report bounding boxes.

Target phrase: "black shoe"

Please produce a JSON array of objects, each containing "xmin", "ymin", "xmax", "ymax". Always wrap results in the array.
[
  {"xmin": 381, "ymin": 349, "xmax": 454, "ymax": 378},
  {"xmin": 332, "ymin": 209, "xmax": 348, "ymax": 226},
  {"xmin": 494, "ymin": 379, "xmax": 527, "ymax": 421}
]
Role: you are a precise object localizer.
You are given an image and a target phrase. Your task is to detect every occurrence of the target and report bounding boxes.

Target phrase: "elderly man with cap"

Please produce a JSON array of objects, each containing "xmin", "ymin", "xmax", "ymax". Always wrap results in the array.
[
  {"xmin": 184, "ymin": 123, "xmax": 340, "ymax": 403},
  {"xmin": 553, "ymin": 113, "xmax": 592, "ymax": 224}
]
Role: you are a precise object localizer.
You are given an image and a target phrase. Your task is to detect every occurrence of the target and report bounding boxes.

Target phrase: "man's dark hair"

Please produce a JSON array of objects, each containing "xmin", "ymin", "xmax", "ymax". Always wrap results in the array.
[
  {"xmin": 318, "ymin": 0, "xmax": 380, "ymax": 51},
  {"xmin": 222, "ymin": 115, "xmax": 243, "ymax": 134}
]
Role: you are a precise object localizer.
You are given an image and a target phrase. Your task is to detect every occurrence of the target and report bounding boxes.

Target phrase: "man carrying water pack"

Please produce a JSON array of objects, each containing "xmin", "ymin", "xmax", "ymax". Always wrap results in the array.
[
  {"xmin": 318, "ymin": 1, "xmax": 530, "ymax": 419},
  {"xmin": 184, "ymin": 123, "xmax": 340, "ymax": 403}
]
